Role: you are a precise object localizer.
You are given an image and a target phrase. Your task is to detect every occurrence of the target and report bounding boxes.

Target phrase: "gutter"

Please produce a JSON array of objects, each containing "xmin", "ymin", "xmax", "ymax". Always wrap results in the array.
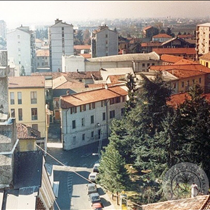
[{"xmin": 0, "ymin": 139, "xmax": 19, "ymax": 155}]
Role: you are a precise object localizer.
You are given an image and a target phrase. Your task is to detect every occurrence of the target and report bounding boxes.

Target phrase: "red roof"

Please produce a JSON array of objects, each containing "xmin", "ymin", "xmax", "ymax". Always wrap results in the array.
[
  {"xmin": 153, "ymin": 34, "xmax": 172, "ymax": 38},
  {"xmin": 8, "ymin": 76, "xmax": 45, "ymax": 88},
  {"xmin": 150, "ymin": 63, "xmax": 210, "ymax": 73},
  {"xmin": 61, "ymin": 86, "xmax": 127, "ymax": 108},
  {"xmin": 141, "ymin": 42, "xmax": 162, "ymax": 47},
  {"xmin": 161, "ymin": 54, "xmax": 183, "ymax": 63},
  {"xmin": 168, "ymin": 93, "xmax": 210, "ymax": 108},
  {"xmin": 153, "ymin": 48, "xmax": 196, "ymax": 55},
  {"xmin": 80, "ymin": 53, "xmax": 91, "ymax": 59}
]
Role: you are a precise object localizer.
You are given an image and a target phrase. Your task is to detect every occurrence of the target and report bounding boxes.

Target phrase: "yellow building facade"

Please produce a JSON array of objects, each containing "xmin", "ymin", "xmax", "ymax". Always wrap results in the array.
[
  {"xmin": 199, "ymin": 52, "xmax": 210, "ymax": 68},
  {"xmin": 8, "ymin": 76, "xmax": 46, "ymax": 137}
]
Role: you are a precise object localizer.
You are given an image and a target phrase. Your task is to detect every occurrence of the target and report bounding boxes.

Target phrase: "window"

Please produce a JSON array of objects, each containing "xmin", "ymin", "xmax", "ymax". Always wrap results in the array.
[
  {"xmin": 18, "ymin": 108, "xmax": 22, "ymax": 121},
  {"xmin": 105, "ymin": 34, "xmax": 108, "ymax": 38},
  {"xmin": 110, "ymin": 98, "xmax": 115, "ymax": 105},
  {"xmin": 102, "ymin": 112, "xmax": 106, "ymax": 121},
  {"xmin": 31, "ymin": 91, "xmax": 37, "ymax": 104},
  {"xmin": 173, "ymin": 83, "xmax": 176, "ymax": 89},
  {"xmin": 89, "ymin": 103, "xmax": 95, "ymax": 110},
  {"xmin": 18, "ymin": 92, "xmax": 22, "ymax": 104},
  {"xmin": 199, "ymin": 78, "xmax": 202, "ymax": 83},
  {"xmin": 80, "ymin": 104, "xmax": 86, "ymax": 112},
  {"xmin": 70, "ymin": 107, "xmax": 77, "ymax": 114},
  {"xmin": 193, "ymin": 79, "xmax": 195, "ymax": 84},
  {"xmin": 31, "ymin": 108, "xmax": 38, "ymax": 120},
  {"xmin": 10, "ymin": 92, "xmax": 15, "ymax": 105},
  {"xmin": 121, "ymin": 108, "xmax": 125, "ymax": 116},
  {"xmin": 101, "ymin": 100, "xmax": 106, "ymax": 107},
  {"xmin": 115, "ymin": 97, "xmax": 120, "ymax": 103},
  {"xmin": 81, "ymin": 118, "xmax": 85, "ymax": 126},
  {"xmin": 18, "ymin": 35, "xmax": 20, "ymax": 39},
  {"xmin": 147, "ymin": 63, "xmax": 150, "ymax": 67},
  {"xmin": 91, "ymin": 115, "xmax": 94, "ymax": 124},
  {"xmin": 142, "ymin": 63, "xmax": 145, "ymax": 67},
  {"xmin": 82, "ymin": 134, "xmax": 85, "ymax": 141},
  {"xmin": 72, "ymin": 120, "xmax": 76, "ymax": 129},
  {"xmin": 91, "ymin": 131, "xmax": 94, "ymax": 138},
  {"xmin": 110, "ymin": 110, "xmax": 115, "ymax": 119},
  {"xmin": 182, "ymin": 82, "xmax": 184, "ymax": 88},
  {"xmin": 11, "ymin": 109, "xmax": 15, "ymax": 118}
]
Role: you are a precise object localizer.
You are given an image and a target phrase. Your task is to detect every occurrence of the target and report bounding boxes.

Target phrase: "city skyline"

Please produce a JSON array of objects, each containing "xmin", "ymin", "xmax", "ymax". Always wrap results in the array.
[{"xmin": 1, "ymin": 1, "xmax": 210, "ymax": 29}]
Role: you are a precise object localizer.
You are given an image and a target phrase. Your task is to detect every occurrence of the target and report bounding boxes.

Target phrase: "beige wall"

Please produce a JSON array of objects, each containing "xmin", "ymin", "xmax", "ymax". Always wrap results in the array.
[{"xmin": 9, "ymin": 87, "xmax": 46, "ymax": 137}]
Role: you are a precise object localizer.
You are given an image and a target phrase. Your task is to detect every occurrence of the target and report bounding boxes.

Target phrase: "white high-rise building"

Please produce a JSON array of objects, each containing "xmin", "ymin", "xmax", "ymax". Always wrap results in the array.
[
  {"xmin": 196, "ymin": 23, "xmax": 210, "ymax": 60},
  {"xmin": 49, "ymin": 19, "xmax": 74, "ymax": 72},
  {"xmin": 0, "ymin": 20, "xmax": 6, "ymax": 40},
  {"xmin": 91, "ymin": 25, "xmax": 118, "ymax": 58},
  {"xmin": 7, "ymin": 25, "xmax": 36, "ymax": 75}
]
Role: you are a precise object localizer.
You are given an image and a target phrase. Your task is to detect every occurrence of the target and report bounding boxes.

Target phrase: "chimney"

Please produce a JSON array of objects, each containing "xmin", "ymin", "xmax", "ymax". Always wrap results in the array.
[
  {"xmin": 66, "ymin": 90, "xmax": 70, "ymax": 95},
  {"xmin": 104, "ymin": 84, "xmax": 108, "ymax": 89}
]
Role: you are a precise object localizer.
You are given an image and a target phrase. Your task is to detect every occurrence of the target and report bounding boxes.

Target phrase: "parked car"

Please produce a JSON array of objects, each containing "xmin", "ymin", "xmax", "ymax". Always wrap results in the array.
[
  {"xmin": 92, "ymin": 202, "xmax": 103, "ymax": 210},
  {"xmin": 88, "ymin": 172, "xmax": 98, "ymax": 182},
  {"xmin": 87, "ymin": 183, "xmax": 97, "ymax": 194},
  {"xmin": 93, "ymin": 163, "xmax": 100, "ymax": 173},
  {"xmin": 89, "ymin": 192, "xmax": 101, "ymax": 204}
]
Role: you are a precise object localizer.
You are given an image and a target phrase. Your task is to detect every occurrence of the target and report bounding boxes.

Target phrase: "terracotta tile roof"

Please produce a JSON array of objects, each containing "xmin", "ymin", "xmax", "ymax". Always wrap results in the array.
[
  {"xmin": 174, "ymin": 59, "xmax": 199, "ymax": 65},
  {"xmin": 153, "ymin": 34, "xmax": 172, "ymax": 38},
  {"xmin": 36, "ymin": 49, "xmax": 49, "ymax": 57},
  {"xmin": 35, "ymin": 38, "xmax": 43, "ymax": 43},
  {"xmin": 167, "ymin": 69, "xmax": 206, "ymax": 79},
  {"xmin": 141, "ymin": 42, "xmax": 162, "ymax": 47},
  {"xmin": 161, "ymin": 54, "xmax": 183, "ymax": 63},
  {"xmin": 142, "ymin": 195, "xmax": 210, "ymax": 210},
  {"xmin": 74, "ymin": 45, "xmax": 91, "ymax": 50},
  {"xmin": 153, "ymin": 48, "xmax": 196, "ymax": 55},
  {"xmin": 200, "ymin": 52, "xmax": 210, "ymax": 61},
  {"xmin": 61, "ymin": 86, "xmax": 127, "ymax": 108},
  {"xmin": 150, "ymin": 63, "xmax": 210, "ymax": 73},
  {"xmin": 79, "ymin": 53, "xmax": 91, "ymax": 59},
  {"xmin": 108, "ymin": 75, "xmax": 126, "ymax": 84},
  {"xmin": 16, "ymin": 123, "xmax": 41, "ymax": 139},
  {"xmin": 178, "ymin": 34, "xmax": 193, "ymax": 39},
  {"xmin": 8, "ymin": 76, "xmax": 45, "ymax": 88},
  {"xmin": 168, "ymin": 93, "xmax": 210, "ymax": 108}
]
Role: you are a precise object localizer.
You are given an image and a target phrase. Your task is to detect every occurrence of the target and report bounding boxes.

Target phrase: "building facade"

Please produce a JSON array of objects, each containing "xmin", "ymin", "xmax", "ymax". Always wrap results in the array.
[
  {"xmin": 8, "ymin": 76, "xmax": 46, "ymax": 137},
  {"xmin": 7, "ymin": 26, "xmax": 36, "ymax": 75},
  {"xmin": 91, "ymin": 25, "xmax": 118, "ymax": 58},
  {"xmin": 60, "ymin": 86, "xmax": 127, "ymax": 150},
  {"xmin": 49, "ymin": 19, "xmax": 74, "ymax": 72},
  {"xmin": 196, "ymin": 23, "xmax": 210, "ymax": 60}
]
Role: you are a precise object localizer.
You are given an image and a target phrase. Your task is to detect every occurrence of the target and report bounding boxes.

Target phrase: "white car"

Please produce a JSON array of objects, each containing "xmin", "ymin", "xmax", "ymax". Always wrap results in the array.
[
  {"xmin": 93, "ymin": 163, "xmax": 100, "ymax": 173},
  {"xmin": 88, "ymin": 172, "xmax": 98, "ymax": 182}
]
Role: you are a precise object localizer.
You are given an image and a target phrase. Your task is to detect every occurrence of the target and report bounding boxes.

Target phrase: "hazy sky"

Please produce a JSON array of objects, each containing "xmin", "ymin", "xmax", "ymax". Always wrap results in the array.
[{"xmin": 1, "ymin": 1, "xmax": 210, "ymax": 29}]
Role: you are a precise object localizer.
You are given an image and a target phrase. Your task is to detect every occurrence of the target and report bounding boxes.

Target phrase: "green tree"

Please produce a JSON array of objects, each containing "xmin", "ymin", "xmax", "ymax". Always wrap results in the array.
[
  {"xmin": 178, "ymin": 84, "xmax": 210, "ymax": 178},
  {"xmin": 128, "ymin": 72, "xmax": 172, "ymax": 170},
  {"xmin": 125, "ymin": 73, "xmax": 137, "ymax": 113},
  {"xmin": 98, "ymin": 142, "xmax": 130, "ymax": 199}
]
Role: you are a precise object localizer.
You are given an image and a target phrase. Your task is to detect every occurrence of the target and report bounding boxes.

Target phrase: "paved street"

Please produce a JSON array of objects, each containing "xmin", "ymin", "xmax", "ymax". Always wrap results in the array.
[{"xmin": 45, "ymin": 140, "xmax": 116, "ymax": 210}]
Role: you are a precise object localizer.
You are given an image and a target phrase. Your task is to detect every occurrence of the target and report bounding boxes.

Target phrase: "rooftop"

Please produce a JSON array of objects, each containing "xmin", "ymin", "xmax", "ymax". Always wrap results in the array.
[
  {"xmin": 8, "ymin": 76, "xmax": 45, "ymax": 88},
  {"xmin": 36, "ymin": 49, "xmax": 49, "ymax": 57},
  {"xmin": 61, "ymin": 86, "xmax": 127, "ymax": 108},
  {"xmin": 153, "ymin": 48, "xmax": 196, "ymax": 55},
  {"xmin": 200, "ymin": 52, "xmax": 210, "ymax": 61},
  {"xmin": 153, "ymin": 34, "xmax": 172, "ymax": 38},
  {"xmin": 142, "ymin": 195, "xmax": 210, "ymax": 210},
  {"xmin": 161, "ymin": 54, "xmax": 183, "ymax": 63},
  {"xmin": 87, "ymin": 52, "xmax": 160, "ymax": 62}
]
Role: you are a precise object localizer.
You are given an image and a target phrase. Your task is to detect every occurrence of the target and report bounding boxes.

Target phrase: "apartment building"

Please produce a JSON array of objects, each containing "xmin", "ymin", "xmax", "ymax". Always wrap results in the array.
[
  {"xmin": 8, "ymin": 76, "xmax": 46, "ymax": 137},
  {"xmin": 49, "ymin": 19, "xmax": 74, "ymax": 72},
  {"xmin": 0, "ymin": 20, "xmax": 6, "ymax": 40},
  {"xmin": 91, "ymin": 25, "xmax": 118, "ymax": 58},
  {"xmin": 36, "ymin": 49, "xmax": 50, "ymax": 70},
  {"xmin": 196, "ymin": 23, "xmax": 210, "ymax": 60},
  {"xmin": 60, "ymin": 85, "xmax": 127, "ymax": 150},
  {"xmin": 7, "ymin": 25, "xmax": 36, "ymax": 75}
]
